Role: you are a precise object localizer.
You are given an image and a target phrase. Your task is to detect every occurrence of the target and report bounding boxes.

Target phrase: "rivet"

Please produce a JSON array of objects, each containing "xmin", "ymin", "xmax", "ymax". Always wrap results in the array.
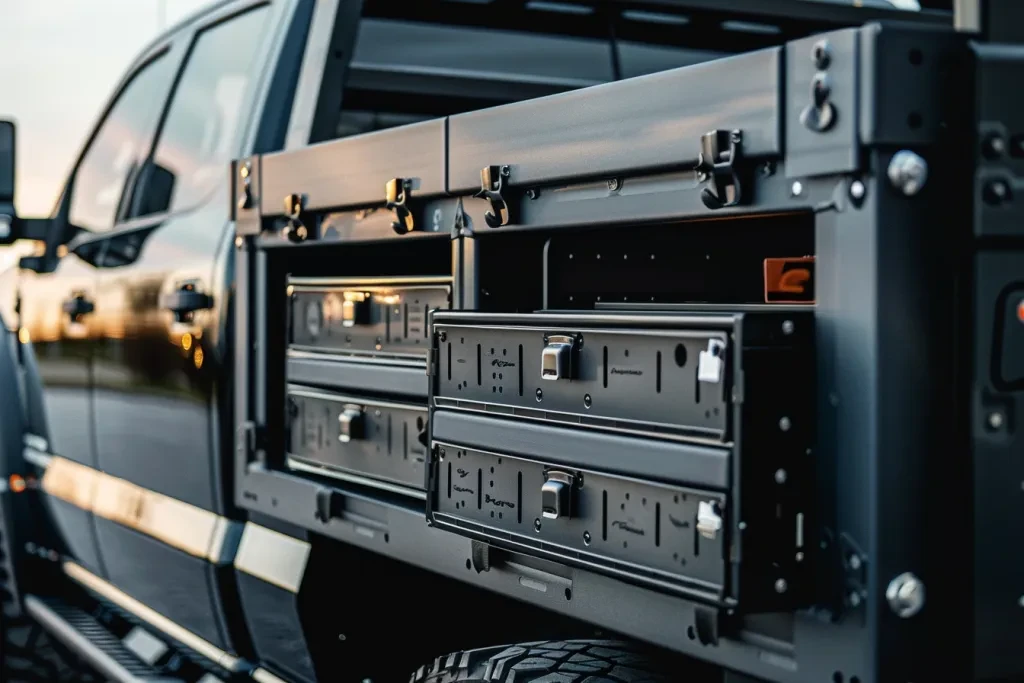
[{"xmin": 791, "ymin": 181, "xmax": 804, "ymax": 197}]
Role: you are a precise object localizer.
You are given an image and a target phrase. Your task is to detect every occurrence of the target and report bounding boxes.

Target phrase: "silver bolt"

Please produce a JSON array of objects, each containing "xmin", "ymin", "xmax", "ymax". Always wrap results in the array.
[
  {"xmin": 782, "ymin": 320, "xmax": 795, "ymax": 335},
  {"xmin": 887, "ymin": 151, "xmax": 929, "ymax": 196},
  {"xmin": 989, "ymin": 412, "xmax": 1005, "ymax": 430},
  {"xmin": 795, "ymin": 551, "xmax": 805, "ymax": 562},
  {"xmin": 774, "ymin": 468, "xmax": 788, "ymax": 484},
  {"xmin": 812, "ymin": 39, "xmax": 831, "ymax": 69},
  {"xmin": 886, "ymin": 572, "xmax": 926, "ymax": 618},
  {"xmin": 791, "ymin": 181, "xmax": 804, "ymax": 197},
  {"xmin": 850, "ymin": 180, "xmax": 866, "ymax": 200},
  {"xmin": 779, "ymin": 416, "xmax": 792, "ymax": 432},
  {"xmin": 848, "ymin": 554, "xmax": 862, "ymax": 571},
  {"xmin": 848, "ymin": 591, "xmax": 862, "ymax": 608},
  {"xmin": 774, "ymin": 578, "xmax": 788, "ymax": 594}
]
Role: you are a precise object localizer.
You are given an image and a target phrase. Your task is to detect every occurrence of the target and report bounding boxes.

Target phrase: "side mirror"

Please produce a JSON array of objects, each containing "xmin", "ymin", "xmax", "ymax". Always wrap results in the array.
[
  {"xmin": 0, "ymin": 120, "xmax": 15, "ymax": 244},
  {"xmin": 0, "ymin": 119, "xmax": 53, "ymax": 247}
]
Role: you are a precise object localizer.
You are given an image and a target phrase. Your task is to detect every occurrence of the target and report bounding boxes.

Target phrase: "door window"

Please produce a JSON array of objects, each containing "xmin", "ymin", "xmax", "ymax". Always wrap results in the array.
[
  {"xmin": 142, "ymin": 6, "xmax": 270, "ymax": 216},
  {"xmin": 68, "ymin": 53, "xmax": 174, "ymax": 233}
]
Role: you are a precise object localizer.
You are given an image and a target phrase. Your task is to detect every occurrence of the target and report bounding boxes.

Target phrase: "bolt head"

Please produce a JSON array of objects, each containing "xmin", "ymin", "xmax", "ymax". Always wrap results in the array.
[
  {"xmin": 234, "ymin": 236, "xmax": 244, "ymax": 248},
  {"xmin": 774, "ymin": 468, "xmax": 788, "ymax": 484},
  {"xmin": 240, "ymin": 164, "xmax": 250, "ymax": 179},
  {"xmin": 812, "ymin": 39, "xmax": 831, "ymax": 69},
  {"xmin": 583, "ymin": 531, "xmax": 592, "ymax": 545},
  {"xmin": 535, "ymin": 388, "xmax": 543, "ymax": 402},
  {"xmin": 782, "ymin": 320, "xmax": 795, "ymax": 335},
  {"xmin": 887, "ymin": 151, "xmax": 929, "ymax": 196},
  {"xmin": 607, "ymin": 178, "xmax": 620, "ymax": 191},
  {"xmin": 774, "ymin": 578, "xmax": 788, "ymax": 594},
  {"xmin": 983, "ymin": 133, "xmax": 1006, "ymax": 159},
  {"xmin": 791, "ymin": 181, "xmax": 804, "ymax": 197},
  {"xmin": 779, "ymin": 416, "xmax": 792, "ymax": 432},
  {"xmin": 534, "ymin": 518, "xmax": 542, "ymax": 532},
  {"xmin": 848, "ymin": 554, "xmax": 862, "ymax": 571},
  {"xmin": 848, "ymin": 591, "xmax": 862, "ymax": 608},
  {"xmin": 984, "ymin": 179, "xmax": 1012, "ymax": 206},
  {"xmin": 988, "ymin": 411, "xmax": 1005, "ymax": 430},
  {"xmin": 886, "ymin": 572, "xmax": 926, "ymax": 618},
  {"xmin": 850, "ymin": 180, "xmax": 866, "ymax": 200}
]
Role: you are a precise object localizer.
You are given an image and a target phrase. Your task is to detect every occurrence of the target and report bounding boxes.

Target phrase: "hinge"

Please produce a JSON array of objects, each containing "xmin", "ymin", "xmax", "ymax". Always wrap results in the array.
[
  {"xmin": 386, "ymin": 178, "xmax": 415, "ymax": 235},
  {"xmin": 475, "ymin": 165, "xmax": 512, "ymax": 227},
  {"xmin": 695, "ymin": 130, "xmax": 747, "ymax": 210},
  {"xmin": 282, "ymin": 194, "xmax": 311, "ymax": 243}
]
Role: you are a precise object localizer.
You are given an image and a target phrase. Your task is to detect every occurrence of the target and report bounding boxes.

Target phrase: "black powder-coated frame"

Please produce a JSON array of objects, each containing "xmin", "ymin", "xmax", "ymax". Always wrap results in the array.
[{"xmin": 229, "ymin": 5, "xmax": 1023, "ymax": 682}]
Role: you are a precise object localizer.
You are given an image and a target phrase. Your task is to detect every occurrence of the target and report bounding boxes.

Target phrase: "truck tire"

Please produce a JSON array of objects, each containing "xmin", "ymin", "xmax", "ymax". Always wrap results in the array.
[{"xmin": 409, "ymin": 639, "xmax": 674, "ymax": 683}]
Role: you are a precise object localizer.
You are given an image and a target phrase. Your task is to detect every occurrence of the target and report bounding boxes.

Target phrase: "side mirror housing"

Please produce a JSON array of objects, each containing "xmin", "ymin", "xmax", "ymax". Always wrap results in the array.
[
  {"xmin": 0, "ymin": 119, "xmax": 54, "ymax": 247},
  {"xmin": 0, "ymin": 120, "xmax": 16, "ymax": 244}
]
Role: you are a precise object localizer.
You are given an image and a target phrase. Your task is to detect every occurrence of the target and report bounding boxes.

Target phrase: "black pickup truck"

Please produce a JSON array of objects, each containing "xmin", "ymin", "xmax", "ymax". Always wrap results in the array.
[{"xmin": 1, "ymin": 1, "xmax": 1022, "ymax": 682}]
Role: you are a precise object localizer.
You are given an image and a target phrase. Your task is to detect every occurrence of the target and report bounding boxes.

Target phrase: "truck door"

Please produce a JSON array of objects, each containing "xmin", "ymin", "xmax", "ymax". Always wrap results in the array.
[
  {"xmin": 86, "ymin": 1, "xmax": 279, "ymax": 654},
  {"xmin": 19, "ymin": 42, "xmax": 182, "ymax": 576}
]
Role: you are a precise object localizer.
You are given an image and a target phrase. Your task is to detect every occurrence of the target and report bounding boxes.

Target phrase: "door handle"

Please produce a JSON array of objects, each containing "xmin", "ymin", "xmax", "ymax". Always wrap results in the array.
[
  {"xmin": 160, "ymin": 284, "xmax": 212, "ymax": 322},
  {"xmin": 61, "ymin": 294, "xmax": 94, "ymax": 321}
]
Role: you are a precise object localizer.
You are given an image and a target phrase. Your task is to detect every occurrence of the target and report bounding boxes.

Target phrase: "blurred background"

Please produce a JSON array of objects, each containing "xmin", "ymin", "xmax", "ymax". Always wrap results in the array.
[{"xmin": 0, "ymin": 0, "xmax": 214, "ymax": 269}]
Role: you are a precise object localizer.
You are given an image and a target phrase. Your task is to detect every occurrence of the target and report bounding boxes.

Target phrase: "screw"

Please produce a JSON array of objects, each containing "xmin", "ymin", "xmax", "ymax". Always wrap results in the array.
[
  {"xmin": 848, "ymin": 554, "xmax": 862, "ymax": 571},
  {"xmin": 779, "ymin": 416, "xmax": 792, "ymax": 432},
  {"xmin": 983, "ymin": 133, "xmax": 1006, "ymax": 159},
  {"xmin": 988, "ymin": 411, "xmax": 1005, "ymax": 430},
  {"xmin": 812, "ymin": 39, "xmax": 831, "ymax": 69},
  {"xmin": 983, "ymin": 179, "xmax": 1012, "ymax": 206},
  {"xmin": 234, "ymin": 236, "xmax": 243, "ymax": 248},
  {"xmin": 774, "ymin": 468, "xmax": 788, "ymax": 484},
  {"xmin": 536, "ymin": 388, "xmax": 543, "ymax": 402},
  {"xmin": 534, "ymin": 518, "xmax": 542, "ymax": 532},
  {"xmin": 607, "ymin": 178, "xmax": 620, "ymax": 192},
  {"xmin": 439, "ymin": 331, "xmax": 447, "ymax": 342},
  {"xmin": 791, "ymin": 181, "xmax": 804, "ymax": 197},
  {"xmin": 782, "ymin": 320, "xmax": 795, "ymax": 335},
  {"xmin": 240, "ymin": 163, "xmax": 250, "ymax": 179},
  {"xmin": 849, "ymin": 180, "xmax": 866, "ymax": 201},
  {"xmin": 774, "ymin": 578, "xmax": 788, "ymax": 594},
  {"xmin": 583, "ymin": 531, "xmax": 592, "ymax": 545},
  {"xmin": 848, "ymin": 591, "xmax": 862, "ymax": 608},
  {"xmin": 796, "ymin": 551, "xmax": 805, "ymax": 562},
  {"xmin": 886, "ymin": 572, "xmax": 925, "ymax": 618},
  {"xmin": 501, "ymin": 165, "xmax": 510, "ymax": 177},
  {"xmin": 887, "ymin": 151, "xmax": 929, "ymax": 196},
  {"xmin": 526, "ymin": 188, "xmax": 539, "ymax": 199},
  {"xmin": 584, "ymin": 394, "xmax": 592, "ymax": 409}
]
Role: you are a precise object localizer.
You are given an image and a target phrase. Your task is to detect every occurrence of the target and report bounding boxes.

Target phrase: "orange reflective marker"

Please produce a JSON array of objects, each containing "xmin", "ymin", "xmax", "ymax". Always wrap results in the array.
[
  {"xmin": 9, "ymin": 474, "xmax": 26, "ymax": 494},
  {"xmin": 764, "ymin": 257, "xmax": 815, "ymax": 304}
]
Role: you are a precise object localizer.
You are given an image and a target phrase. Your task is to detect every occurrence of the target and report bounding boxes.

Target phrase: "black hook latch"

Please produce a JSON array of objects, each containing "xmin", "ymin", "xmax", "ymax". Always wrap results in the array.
[
  {"xmin": 282, "ymin": 193, "xmax": 310, "ymax": 243},
  {"xmin": 475, "ymin": 165, "xmax": 511, "ymax": 228},
  {"xmin": 696, "ymin": 130, "xmax": 745, "ymax": 210},
  {"xmin": 386, "ymin": 178, "xmax": 414, "ymax": 235}
]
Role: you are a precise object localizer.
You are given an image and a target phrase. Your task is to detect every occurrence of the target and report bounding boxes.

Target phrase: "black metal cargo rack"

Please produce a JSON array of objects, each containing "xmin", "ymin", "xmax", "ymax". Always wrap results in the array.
[{"xmin": 230, "ymin": 1, "xmax": 1024, "ymax": 681}]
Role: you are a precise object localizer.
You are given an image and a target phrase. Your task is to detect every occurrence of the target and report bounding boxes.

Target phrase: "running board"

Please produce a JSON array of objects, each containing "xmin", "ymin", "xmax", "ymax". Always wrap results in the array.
[{"xmin": 23, "ymin": 594, "xmax": 177, "ymax": 682}]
